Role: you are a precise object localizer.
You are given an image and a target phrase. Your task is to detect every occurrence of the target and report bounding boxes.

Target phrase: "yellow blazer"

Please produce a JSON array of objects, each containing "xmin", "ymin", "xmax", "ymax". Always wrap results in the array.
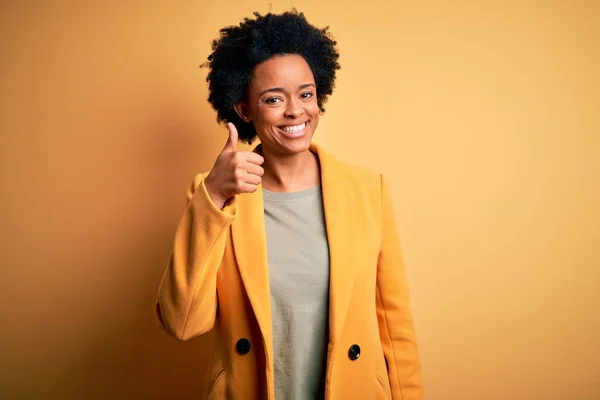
[{"xmin": 155, "ymin": 143, "xmax": 423, "ymax": 399}]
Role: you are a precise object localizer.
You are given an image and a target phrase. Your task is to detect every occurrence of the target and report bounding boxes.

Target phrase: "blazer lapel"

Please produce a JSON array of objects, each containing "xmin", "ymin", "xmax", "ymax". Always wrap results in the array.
[
  {"xmin": 312, "ymin": 143, "xmax": 356, "ymax": 345},
  {"xmin": 230, "ymin": 185, "xmax": 274, "ymax": 355}
]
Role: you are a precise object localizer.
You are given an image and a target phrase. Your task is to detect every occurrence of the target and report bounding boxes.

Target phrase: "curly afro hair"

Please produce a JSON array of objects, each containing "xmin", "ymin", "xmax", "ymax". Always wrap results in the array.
[{"xmin": 204, "ymin": 10, "xmax": 341, "ymax": 144}]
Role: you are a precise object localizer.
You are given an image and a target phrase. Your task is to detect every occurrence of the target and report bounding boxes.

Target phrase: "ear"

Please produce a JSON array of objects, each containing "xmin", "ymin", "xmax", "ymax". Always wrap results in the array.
[{"xmin": 234, "ymin": 101, "xmax": 252, "ymax": 123}]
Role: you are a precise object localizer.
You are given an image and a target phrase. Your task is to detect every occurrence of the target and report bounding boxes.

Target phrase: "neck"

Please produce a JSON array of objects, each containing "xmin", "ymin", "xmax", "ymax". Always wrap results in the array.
[{"xmin": 259, "ymin": 146, "xmax": 320, "ymax": 193}]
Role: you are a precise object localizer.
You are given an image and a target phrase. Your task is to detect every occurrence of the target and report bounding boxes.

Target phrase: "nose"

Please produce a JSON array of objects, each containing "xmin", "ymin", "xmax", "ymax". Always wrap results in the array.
[{"xmin": 284, "ymin": 97, "xmax": 304, "ymax": 119}]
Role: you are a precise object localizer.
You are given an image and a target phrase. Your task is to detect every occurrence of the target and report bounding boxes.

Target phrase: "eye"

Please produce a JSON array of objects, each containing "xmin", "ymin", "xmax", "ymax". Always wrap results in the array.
[
  {"xmin": 264, "ymin": 97, "xmax": 282, "ymax": 105},
  {"xmin": 300, "ymin": 92, "xmax": 314, "ymax": 99}
]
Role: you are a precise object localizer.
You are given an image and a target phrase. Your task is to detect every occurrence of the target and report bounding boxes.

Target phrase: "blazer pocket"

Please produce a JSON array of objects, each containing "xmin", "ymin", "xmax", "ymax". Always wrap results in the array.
[
  {"xmin": 206, "ymin": 367, "xmax": 225, "ymax": 397},
  {"xmin": 376, "ymin": 375, "xmax": 391, "ymax": 400}
]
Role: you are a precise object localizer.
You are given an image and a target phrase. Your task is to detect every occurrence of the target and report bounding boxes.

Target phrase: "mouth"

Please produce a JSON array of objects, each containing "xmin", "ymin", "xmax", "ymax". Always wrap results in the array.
[{"xmin": 277, "ymin": 121, "xmax": 308, "ymax": 138}]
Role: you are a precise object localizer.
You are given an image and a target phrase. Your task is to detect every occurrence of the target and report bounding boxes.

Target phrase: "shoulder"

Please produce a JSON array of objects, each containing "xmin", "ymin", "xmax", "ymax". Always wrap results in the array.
[
  {"xmin": 336, "ymin": 160, "xmax": 384, "ymax": 201},
  {"xmin": 336, "ymin": 158, "xmax": 381, "ymax": 183},
  {"xmin": 316, "ymin": 144, "xmax": 383, "ymax": 191},
  {"xmin": 315, "ymin": 144, "xmax": 390, "ymax": 216}
]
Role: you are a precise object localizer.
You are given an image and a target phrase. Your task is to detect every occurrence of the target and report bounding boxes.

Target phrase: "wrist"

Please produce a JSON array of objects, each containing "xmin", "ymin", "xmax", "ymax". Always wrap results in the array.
[{"xmin": 204, "ymin": 178, "xmax": 227, "ymax": 209}]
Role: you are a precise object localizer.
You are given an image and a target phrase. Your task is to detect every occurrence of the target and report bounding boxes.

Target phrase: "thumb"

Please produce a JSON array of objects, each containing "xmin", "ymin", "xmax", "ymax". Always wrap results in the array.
[{"xmin": 223, "ymin": 122, "xmax": 238, "ymax": 152}]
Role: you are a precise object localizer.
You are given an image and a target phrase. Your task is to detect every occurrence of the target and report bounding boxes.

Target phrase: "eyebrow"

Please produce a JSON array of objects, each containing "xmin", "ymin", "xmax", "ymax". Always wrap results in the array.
[{"xmin": 259, "ymin": 83, "xmax": 315, "ymax": 97}]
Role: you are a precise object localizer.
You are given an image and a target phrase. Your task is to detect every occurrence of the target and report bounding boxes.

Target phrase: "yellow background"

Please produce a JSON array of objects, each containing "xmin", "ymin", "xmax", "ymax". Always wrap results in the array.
[{"xmin": 1, "ymin": 1, "xmax": 598, "ymax": 399}]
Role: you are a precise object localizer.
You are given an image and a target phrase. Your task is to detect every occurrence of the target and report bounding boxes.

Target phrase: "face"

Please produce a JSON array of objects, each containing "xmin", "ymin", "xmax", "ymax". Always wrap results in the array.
[{"xmin": 236, "ymin": 54, "xmax": 320, "ymax": 156}]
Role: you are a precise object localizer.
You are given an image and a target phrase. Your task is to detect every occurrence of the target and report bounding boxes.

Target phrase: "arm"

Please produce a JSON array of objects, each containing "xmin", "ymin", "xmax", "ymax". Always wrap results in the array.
[
  {"xmin": 155, "ymin": 173, "xmax": 237, "ymax": 341},
  {"xmin": 376, "ymin": 174, "xmax": 423, "ymax": 399}
]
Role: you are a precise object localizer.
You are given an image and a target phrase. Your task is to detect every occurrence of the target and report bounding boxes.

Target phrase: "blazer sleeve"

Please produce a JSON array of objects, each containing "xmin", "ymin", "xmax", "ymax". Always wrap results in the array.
[
  {"xmin": 155, "ymin": 173, "xmax": 237, "ymax": 341},
  {"xmin": 376, "ymin": 174, "xmax": 424, "ymax": 399}
]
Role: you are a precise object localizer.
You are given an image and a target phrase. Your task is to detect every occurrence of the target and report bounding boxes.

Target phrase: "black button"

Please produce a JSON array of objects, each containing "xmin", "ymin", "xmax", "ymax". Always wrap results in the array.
[
  {"xmin": 348, "ymin": 344, "xmax": 361, "ymax": 360},
  {"xmin": 236, "ymin": 338, "xmax": 251, "ymax": 355}
]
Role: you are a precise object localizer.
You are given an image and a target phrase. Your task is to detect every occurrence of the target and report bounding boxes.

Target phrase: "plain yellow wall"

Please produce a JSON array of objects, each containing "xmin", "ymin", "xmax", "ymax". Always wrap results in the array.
[{"xmin": 1, "ymin": 1, "xmax": 598, "ymax": 399}]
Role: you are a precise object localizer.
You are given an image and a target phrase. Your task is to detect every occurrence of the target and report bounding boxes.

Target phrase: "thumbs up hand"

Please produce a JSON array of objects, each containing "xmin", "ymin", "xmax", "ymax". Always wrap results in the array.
[{"xmin": 204, "ymin": 123, "xmax": 265, "ymax": 209}]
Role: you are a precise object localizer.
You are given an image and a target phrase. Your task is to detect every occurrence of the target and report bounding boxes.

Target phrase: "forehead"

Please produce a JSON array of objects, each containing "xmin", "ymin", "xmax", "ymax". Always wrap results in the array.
[{"xmin": 250, "ymin": 54, "xmax": 315, "ymax": 90}]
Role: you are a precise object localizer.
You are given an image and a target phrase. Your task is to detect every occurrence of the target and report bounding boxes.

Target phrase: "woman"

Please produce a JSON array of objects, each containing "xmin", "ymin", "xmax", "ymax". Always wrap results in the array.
[{"xmin": 155, "ymin": 10, "xmax": 423, "ymax": 400}]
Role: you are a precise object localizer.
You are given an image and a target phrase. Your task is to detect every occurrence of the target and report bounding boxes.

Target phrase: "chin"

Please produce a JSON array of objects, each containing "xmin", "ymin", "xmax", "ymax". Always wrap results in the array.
[{"xmin": 269, "ymin": 137, "xmax": 310, "ymax": 156}]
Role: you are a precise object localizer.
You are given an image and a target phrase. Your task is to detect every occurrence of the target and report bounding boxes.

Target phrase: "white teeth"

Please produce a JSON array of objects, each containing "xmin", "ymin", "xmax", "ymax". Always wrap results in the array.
[{"xmin": 281, "ymin": 122, "xmax": 306, "ymax": 133}]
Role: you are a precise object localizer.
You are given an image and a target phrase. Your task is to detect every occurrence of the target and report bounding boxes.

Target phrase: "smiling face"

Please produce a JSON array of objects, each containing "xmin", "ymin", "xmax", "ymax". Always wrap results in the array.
[{"xmin": 235, "ymin": 54, "xmax": 320, "ymax": 156}]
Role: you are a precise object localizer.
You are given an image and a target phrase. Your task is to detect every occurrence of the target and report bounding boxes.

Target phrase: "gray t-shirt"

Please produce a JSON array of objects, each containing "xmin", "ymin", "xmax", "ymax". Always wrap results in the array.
[{"xmin": 263, "ymin": 185, "xmax": 330, "ymax": 400}]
